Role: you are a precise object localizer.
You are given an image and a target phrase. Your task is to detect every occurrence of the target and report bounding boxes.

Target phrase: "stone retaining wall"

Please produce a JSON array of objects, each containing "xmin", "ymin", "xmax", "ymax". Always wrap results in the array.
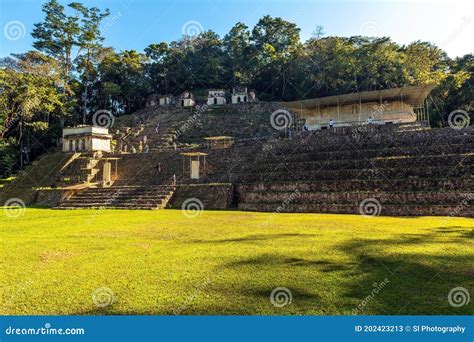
[{"xmin": 168, "ymin": 184, "xmax": 235, "ymax": 210}]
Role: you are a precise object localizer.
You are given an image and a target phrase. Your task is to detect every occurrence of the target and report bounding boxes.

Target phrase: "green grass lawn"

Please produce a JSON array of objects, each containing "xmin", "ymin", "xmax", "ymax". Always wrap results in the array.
[{"xmin": 0, "ymin": 208, "xmax": 472, "ymax": 315}]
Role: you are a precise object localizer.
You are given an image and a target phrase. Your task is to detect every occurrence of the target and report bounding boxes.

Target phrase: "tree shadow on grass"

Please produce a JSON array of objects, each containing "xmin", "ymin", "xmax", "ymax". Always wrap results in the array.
[
  {"xmin": 337, "ymin": 229, "xmax": 473, "ymax": 315},
  {"xmin": 285, "ymin": 257, "xmax": 357, "ymax": 271},
  {"xmin": 433, "ymin": 227, "xmax": 474, "ymax": 239},
  {"xmin": 190, "ymin": 233, "xmax": 318, "ymax": 244},
  {"xmin": 71, "ymin": 226, "xmax": 473, "ymax": 315},
  {"xmin": 433, "ymin": 226, "xmax": 474, "ymax": 234},
  {"xmin": 246, "ymin": 286, "xmax": 320, "ymax": 301},
  {"xmin": 225, "ymin": 254, "xmax": 354, "ymax": 273},
  {"xmin": 461, "ymin": 229, "xmax": 474, "ymax": 238},
  {"xmin": 218, "ymin": 226, "xmax": 474, "ymax": 315}
]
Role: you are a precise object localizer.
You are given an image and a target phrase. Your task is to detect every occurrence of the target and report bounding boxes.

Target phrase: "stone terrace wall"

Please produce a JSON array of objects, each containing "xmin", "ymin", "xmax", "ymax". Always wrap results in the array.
[
  {"xmin": 206, "ymin": 126, "xmax": 474, "ymax": 217},
  {"xmin": 167, "ymin": 184, "xmax": 235, "ymax": 210}
]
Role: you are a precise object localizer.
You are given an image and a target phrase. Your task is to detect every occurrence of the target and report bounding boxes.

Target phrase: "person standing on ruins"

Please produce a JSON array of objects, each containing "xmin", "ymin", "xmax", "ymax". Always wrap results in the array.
[
  {"xmin": 303, "ymin": 123, "xmax": 309, "ymax": 136},
  {"xmin": 329, "ymin": 119, "xmax": 335, "ymax": 129}
]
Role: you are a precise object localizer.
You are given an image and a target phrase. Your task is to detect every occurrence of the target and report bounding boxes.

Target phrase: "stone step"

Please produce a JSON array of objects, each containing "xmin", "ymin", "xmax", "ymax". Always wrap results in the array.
[
  {"xmin": 238, "ymin": 203, "xmax": 474, "ymax": 217},
  {"xmin": 104, "ymin": 185, "xmax": 176, "ymax": 189},
  {"xmin": 217, "ymin": 143, "xmax": 473, "ymax": 163},
  {"xmin": 82, "ymin": 186, "xmax": 175, "ymax": 191},
  {"xmin": 397, "ymin": 127, "xmax": 431, "ymax": 133},
  {"xmin": 241, "ymin": 191, "xmax": 472, "ymax": 205},
  {"xmin": 55, "ymin": 206, "xmax": 160, "ymax": 210},
  {"xmin": 260, "ymin": 135, "xmax": 474, "ymax": 155},
  {"xmin": 236, "ymin": 178, "xmax": 474, "ymax": 192},
  {"xmin": 72, "ymin": 194, "xmax": 170, "ymax": 199},
  {"xmin": 76, "ymin": 187, "xmax": 173, "ymax": 195},
  {"xmin": 108, "ymin": 203, "xmax": 164, "ymax": 208},
  {"xmin": 230, "ymin": 155, "xmax": 474, "ymax": 172},
  {"xmin": 64, "ymin": 197, "xmax": 169, "ymax": 205},
  {"xmin": 58, "ymin": 200, "xmax": 165, "ymax": 207},
  {"xmin": 262, "ymin": 141, "xmax": 474, "ymax": 160},
  {"xmin": 63, "ymin": 194, "xmax": 172, "ymax": 202},
  {"xmin": 217, "ymin": 165, "xmax": 474, "ymax": 182},
  {"xmin": 78, "ymin": 188, "xmax": 174, "ymax": 194},
  {"xmin": 57, "ymin": 184, "xmax": 176, "ymax": 210}
]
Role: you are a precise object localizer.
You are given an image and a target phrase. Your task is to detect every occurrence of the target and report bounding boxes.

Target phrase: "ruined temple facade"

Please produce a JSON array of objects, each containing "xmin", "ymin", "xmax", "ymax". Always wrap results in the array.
[
  {"xmin": 159, "ymin": 95, "xmax": 175, "ymax": 106},
  {"xmin": 145, "ymin": 94, "xmax": 159, "ymax": 108},
  {"xmin": 285, "ymin": 85, "xmax": 434, "ymax": 130},
  {"xmin": 62, "ymin": 126, "xmax": 112, "ymax": 153},
  {"xmin": 178, "ymin": 91, "xmax": 196, "ymax": 107},
  {"xmin": 231, "ymin": 87, "xmax": 257, "ymax": 104},
  {"xmin": 207, "ymin": 89, "xmax": 227, "ymax": 106}
]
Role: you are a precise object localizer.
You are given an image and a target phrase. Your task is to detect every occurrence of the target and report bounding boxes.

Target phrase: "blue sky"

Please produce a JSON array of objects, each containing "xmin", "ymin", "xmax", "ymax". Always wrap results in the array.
[{"xmin": 0, "ymin": 0, "xmax": 473, "ymax": 58}]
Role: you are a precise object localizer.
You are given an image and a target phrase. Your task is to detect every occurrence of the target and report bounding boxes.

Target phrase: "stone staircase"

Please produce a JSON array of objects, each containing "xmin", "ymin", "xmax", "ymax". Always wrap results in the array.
[
  {"xmin": 113, "ymin": 107, "xmax": 193, "ymax": 150},
  {"xmin": 57, "ymin": 152, "xmax": 102, "ymax": 186},
  {"xmin": 56, "ymin": 185, "xmax": 176, "ymax": 210},
  {"xmin": 177, "ymin": 106, "xmax": 280, "ymax": 143}
]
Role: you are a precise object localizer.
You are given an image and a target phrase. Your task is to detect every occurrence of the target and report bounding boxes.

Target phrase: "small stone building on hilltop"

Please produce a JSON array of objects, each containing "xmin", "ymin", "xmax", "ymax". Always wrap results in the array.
[
  {"xmin": 207, "ymin": 89, "xmax": 227, "ymax": 106},
  {"xmin": 146, "ymin": 94, "xmax": 159, "ymax": 108},
  {"xmin": 231, "ymin": 87, "xmax": 255, "ymax": 104},
  {"xmin": 178, "ymin": 91, "xmax": 196, "ymax": 107},
  {"xmin": 159, "ymin": 94, "xmax": 175, "ymax": 106}
]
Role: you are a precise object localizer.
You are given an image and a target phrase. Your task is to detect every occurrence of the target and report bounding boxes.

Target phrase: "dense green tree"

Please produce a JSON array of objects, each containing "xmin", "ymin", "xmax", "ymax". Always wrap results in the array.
[
  {"xmin": 429, "ymin": 54, "xmax": 473, "ymax": 126},
  {"xmin": 0, "ymin": 51, "xmax": 64, "ymax": 170},
  {"xmin": 32, "ymin": 0, "xmax": 109, "ymax": 124},
  {"xmin": 144, "ymin": 42, "xmax": 170, "ymax": 94},
  {"xmin": 249, "ymin": 16, "xmax": 302, "ymax": 100},
  {"xmin": 32, "ymin": 0, "xmax": 80, "ymax": 95},
  {"xmin": 95, "ymin": 49, "xmax": 150, "ymax": 114},
  {"xmin": 0, "ymin": 52, "xmax": 63, "ymax": 139},
  {"xmin": 403, "ymin": 41, "xmax": 449, "ymax": 86},
  {"xmin": 223, "ymin": 22, "xmax": 252, "ymax": 85},
  {"xmin": 70, "ymin": 2, "xmax": 110, "ymax": 123}
]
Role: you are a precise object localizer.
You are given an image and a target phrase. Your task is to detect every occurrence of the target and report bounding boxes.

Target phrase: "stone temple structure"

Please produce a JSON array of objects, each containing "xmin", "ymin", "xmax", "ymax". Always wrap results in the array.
[
  {"xmin": 231, "ymin": 87, "xmax": 256, "ymax": 104},
  {"xmin": 62, "ymin": 126, "xmax": 112, "ymax": 153},
  {"xmin": 207, "ymin": 89, "xmax": 227, "ymax": 106},
  {"xmin": 1, "ymin": 85, "xmax": 472, "ymax": 217},
  {"xmin": 159, "ymin": 95, "xmax": 175, "ymax": 106},
  {"xmin": 178, "ymin": 91, "xmax": 195, "ymax": 107}
]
